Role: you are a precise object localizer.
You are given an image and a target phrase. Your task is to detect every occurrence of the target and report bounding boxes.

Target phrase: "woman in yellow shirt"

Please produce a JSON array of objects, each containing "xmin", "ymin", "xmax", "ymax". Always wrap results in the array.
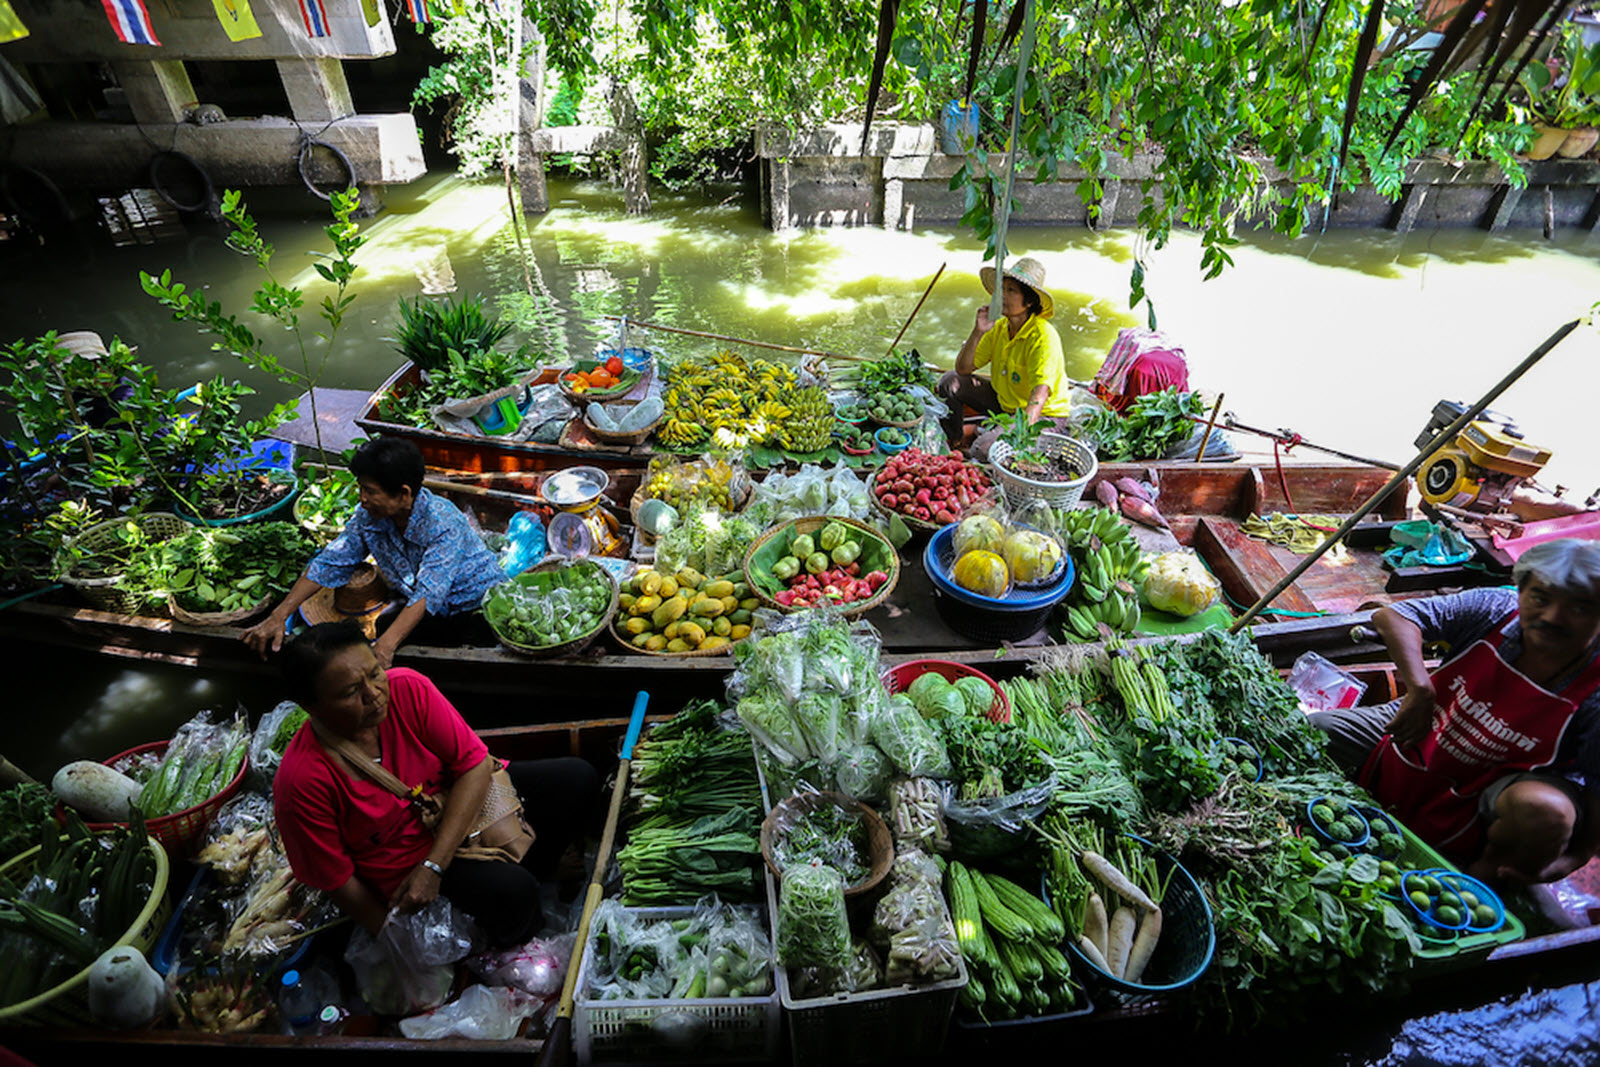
[{"xmin": 937, "ymin": 257, "xmax": 1074, "ymax": 457}]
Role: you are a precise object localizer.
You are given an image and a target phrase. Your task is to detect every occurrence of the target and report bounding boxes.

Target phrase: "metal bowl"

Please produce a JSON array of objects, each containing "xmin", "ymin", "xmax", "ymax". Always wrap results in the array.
[{"xmin": 541, "ymin": 466, "xmax": 610, "ymax": 508}]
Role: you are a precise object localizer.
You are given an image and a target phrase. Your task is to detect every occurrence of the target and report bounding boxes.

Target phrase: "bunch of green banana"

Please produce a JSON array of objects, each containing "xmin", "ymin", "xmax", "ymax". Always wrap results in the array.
[
  {"xmin": 777, "ymin": 385, "xmax": 833, "ymax": 453},
  {"xmin": 1052, "ymin": 505, "xmax": 1128, "ymax": 552},
  {"xmin": 1061, "ymin": 581, "xmax": 1142, "ymax": 641}
]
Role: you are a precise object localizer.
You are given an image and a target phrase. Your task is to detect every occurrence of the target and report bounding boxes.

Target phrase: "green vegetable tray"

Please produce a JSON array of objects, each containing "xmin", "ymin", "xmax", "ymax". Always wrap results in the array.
[
  {"xmin": 573, "ymin": 903, "xmax": 781, "ymax": 1066},
  {"xmin": 742, "ymin": 515, "xmax": 901, "ymax": 618},
  {"xmin": 484, "ymin": 560, "xmax": 619, "ymax": 658},
  {"xmin": 0, "ymin": 835, "xmax": 170, "ymax": 1027},
  {"xmin": 1390, "ymin": 819, "xmax": 1526, "ymax": 972}
]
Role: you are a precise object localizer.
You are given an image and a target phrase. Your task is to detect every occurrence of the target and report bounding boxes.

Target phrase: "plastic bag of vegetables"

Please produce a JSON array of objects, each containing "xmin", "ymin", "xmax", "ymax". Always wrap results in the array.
[
  {"xmin": 833, "ymin": 744, "xmax": 893, "ymax": 805},
  {"xmin": 870, "ymin": 694, "xmax": 952, "ymax": 778},
  {"xmin": 903, "ymin": 672, "xmax": 967, "ymax": 722},
  {"xmin": 1142, "ymin": 551, "xmax": 1222, "ymax": 617},
  {"xmin": 776, "ymin": 862, "xmax": 852, "ymax": 970},
  {"xmin": 940, "ymin": 774, "xmax": 1058, "ymax": 861}
]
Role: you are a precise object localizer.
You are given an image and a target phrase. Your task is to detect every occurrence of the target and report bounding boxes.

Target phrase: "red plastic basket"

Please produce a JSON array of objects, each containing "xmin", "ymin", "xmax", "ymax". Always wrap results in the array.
[
  {"xmin": 880, "ymin": 659, "xmax": 1012, "ymax": 724},
  {"xmin": 84, "ymin": 741, "xmax": 248, "ymax": 858}
]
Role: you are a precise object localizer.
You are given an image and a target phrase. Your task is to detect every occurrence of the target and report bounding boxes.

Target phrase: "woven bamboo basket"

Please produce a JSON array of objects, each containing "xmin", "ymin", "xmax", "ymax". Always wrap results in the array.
[
  {"xmin": 58, "ymin": 512, "xmax": 191, "ymax": 616},
  {"xmin": 742, "ymin": 515, "xmax": 900, "ymax": 618},
  {"xmin": 484, "ymin": 559, "xmax": 619, "ymax": 658}
]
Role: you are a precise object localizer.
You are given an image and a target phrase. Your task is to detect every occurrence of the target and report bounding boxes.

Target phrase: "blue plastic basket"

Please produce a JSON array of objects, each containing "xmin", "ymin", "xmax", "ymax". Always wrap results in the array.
[
  {"xmin": 1060, "ymin": 835, "xmax": 1216, "ymax": 997},
  {"xmin": 922, "ymin": 523, "xmax": 1076, "ymax": 611}
]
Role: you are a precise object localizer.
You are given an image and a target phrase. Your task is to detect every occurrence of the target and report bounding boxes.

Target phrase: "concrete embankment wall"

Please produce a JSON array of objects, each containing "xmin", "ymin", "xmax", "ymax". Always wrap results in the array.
[{"xmin": 755, "ymin": 124, "xmax": 1600, "ymax": 236}]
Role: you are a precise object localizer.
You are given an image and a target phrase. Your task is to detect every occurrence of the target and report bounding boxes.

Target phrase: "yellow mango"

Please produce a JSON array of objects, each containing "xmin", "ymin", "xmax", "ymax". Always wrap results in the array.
[
  {"xmin": 632, "ymin": 632, "xmax": 653, "ymax": 648},
  {"xmin": 677, "ymin": 622, "xmax": 706, "ymax": 646},
  {"xmin": 739, "ymin": 597, "xmax": 760, "ymax": 612},
  {"xmin": 618, "ymin": 592, "xmax": 637, "ymax": 610},
  {"xmin": 729, "ymin": 624, "xmax": 752, "ymax": 640},
  {"xmin": 664, "ymin": 620, "xmax": 682, "ymax": 639},
  {"xmin": 639, "ymin": 572, "xmax": 662, "ymax": 596},
  {"xmin": 658, "ymin": 577, "xmax": 679, "ymax": 599},
  {"xmin": 624, "ymin": 616, "xmax": 648, "ymax": 636},
  {"xmin": 645, "ymin": 634, "xmax": 669, "ymax": 652},
  {"xmin": 713, "ymin": 616, "xmax": 732, "ymax": 637},
  {"xmin": 720, "ymin": 595, "xmax": 739, "ymax": 614},
  {"xmin": 675, "ymin": 568, "xmax": 706, "ymax": 590},
  {"xmin": 632, "ymin": 594, "xmax": 661, "ymax": 616},
  {"xmin": 666, "ymin": 638, "xmax": 691, "ymax": 654},
  {"xmin": 703, "ymin": 579, "xmax": 735, "ymax": 600},
  {"xmin": 699, "ymin": 636, "xmax": 731, "ymax": 651},
  {"xmin": 653, "ymin": 596, "xmax": 689, "ymax": 629}
]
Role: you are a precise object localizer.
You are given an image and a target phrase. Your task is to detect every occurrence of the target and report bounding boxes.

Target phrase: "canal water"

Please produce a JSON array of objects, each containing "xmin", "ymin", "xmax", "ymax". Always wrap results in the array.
[{"xmin": 1, "ymin": 172, "xmax": 1597, "ymax": 1060}]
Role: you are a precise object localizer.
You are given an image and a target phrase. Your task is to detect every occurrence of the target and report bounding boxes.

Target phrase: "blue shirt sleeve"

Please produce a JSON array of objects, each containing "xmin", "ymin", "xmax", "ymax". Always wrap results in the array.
[{"xmin": 303, "ymin": 514, "xmax": 371, "ymax": 588}]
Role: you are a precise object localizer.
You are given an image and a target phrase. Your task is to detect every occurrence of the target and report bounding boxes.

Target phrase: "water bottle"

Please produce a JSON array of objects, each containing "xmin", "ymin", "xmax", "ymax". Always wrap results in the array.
[
  {"xmin": 279, "ymin": 970, "xmax": 318, "ymax": 1036},
  {"xmin": 317, "ymin": 1003, "xmax": 349, "ymax": 1035}
]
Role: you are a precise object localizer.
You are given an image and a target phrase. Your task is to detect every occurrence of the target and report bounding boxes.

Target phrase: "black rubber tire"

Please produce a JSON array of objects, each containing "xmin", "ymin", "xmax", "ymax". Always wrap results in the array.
[
  {"xmin": 0, "ymin": 165, "xmax": 71, "ymax": 227},
  {"xmin": 297, "ymin": 137, "xmax": 356, "ymax": 201},
  {"xmin": 148, "ymin": 150, "xmax": 215, "ymax": 214}
]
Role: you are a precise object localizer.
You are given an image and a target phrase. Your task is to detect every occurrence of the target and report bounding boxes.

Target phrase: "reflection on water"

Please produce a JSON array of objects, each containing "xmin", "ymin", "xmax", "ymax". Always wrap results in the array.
[{"xmin": 1361, "ymin": 980, "xmax": 1600, "ymax": 1067}]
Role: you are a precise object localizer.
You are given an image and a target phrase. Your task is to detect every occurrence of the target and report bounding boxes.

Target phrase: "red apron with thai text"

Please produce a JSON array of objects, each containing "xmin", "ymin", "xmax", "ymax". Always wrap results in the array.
[{"xmin": 1357, "ymin": 613, "xmax": 1600, "ymax": 857}]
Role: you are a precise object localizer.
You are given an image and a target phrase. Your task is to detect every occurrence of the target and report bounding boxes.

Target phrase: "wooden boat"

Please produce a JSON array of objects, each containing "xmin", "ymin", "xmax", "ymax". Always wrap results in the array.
[
  {"xmin": 2, "ymin": 692, "xmax": 1596, "ymax": 1063},
  {"xmin": 0, "ymin": 455, "xmax": 1524, "ymax": 720}
]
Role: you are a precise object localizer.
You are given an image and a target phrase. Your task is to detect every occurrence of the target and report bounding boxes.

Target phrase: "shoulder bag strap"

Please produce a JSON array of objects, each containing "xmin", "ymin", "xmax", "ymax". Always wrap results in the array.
[{"xmin": 308, "ymin": 716, "xmax": 422, "ymax": 802}]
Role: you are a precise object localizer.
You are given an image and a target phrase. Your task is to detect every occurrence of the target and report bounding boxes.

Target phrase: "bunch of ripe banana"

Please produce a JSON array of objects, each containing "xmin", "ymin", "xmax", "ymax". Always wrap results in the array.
[
  {"xmin": 658, "ymin": 350, "xmax": 800, "ymax": 449},
  {"xmin": 776, "ymin": 385, "xmax": 833, "ymax": 454},
  {"xmin": 1057, "ymin": 505, "xmax": 1149, "ymax": 641}
]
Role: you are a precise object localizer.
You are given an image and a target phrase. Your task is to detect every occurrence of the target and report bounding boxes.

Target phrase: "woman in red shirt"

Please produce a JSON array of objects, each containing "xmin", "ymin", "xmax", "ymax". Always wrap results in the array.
[{"xmin": 273, "ymin": 622, "xmax": 598, "ymax": 946}]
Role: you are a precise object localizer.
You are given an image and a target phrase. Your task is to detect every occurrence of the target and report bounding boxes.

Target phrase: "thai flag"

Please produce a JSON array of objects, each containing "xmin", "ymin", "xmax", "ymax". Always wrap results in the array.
[
  {"xmin": 100, "ymin": 0, "xmax": 160, "ymax": 45},
  {"xmin": 298, "ymin": 0, "xmax": 330, "ymax": 37},
  {"xmin": 404, "ymin": 0, "xmax": 430, "ymax": 24}
]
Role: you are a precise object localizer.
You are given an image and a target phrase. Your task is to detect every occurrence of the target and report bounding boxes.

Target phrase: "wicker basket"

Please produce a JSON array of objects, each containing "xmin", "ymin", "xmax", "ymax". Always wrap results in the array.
[
  {"xmin": 760, "ymin": 791, "xmax": 894, "ymax": 899},
  {"xmin": 58, "ymin": 512, "xmax": 191, "ymax": 616},
  {"xmin": 743, "ymin": 515, "xmax": 900, "ymax": 618},
  {"xmin": 557, "ymin": 360, "xmax": 644, "ymax": 404},
  {"xmin": 0, "ymin": 836, "xmax": 170, "ymax": 1027},
  {"xmin": 166, "ymin": 593, "xmax": 274, "ymax": 627},
  {"xmin": 484, "ymin": 559, "xmax": 619, "ymax": 658},
  {"xmin": 864, "ymin": 472, "xmax": 942, "ymax": 536},
  {"xmin": 582, "ymin": 404, "xmax": 661, "ymax": 446},
  {"xmin": 87, "ymin": 741, "xmax": 250, "ymax": 858},
  {"xmin": 988, "ymin": 433, "xmax": 1098, "ymax": 509}
]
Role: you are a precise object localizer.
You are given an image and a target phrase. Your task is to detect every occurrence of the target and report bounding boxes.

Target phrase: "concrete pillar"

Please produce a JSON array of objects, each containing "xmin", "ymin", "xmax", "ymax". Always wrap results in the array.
[
  {"xmin": 884, "ymin": 177, "xmax": 904, "ymax": 230},
  {"xmin": 518, "ymin": 18, "xmax": 549, "ymax": 215},
  {"xmin": 274, "ymin": 57, "xmax": 355, "ymax": 123},
  {"xmin": 111, "ymin": 60, "xmax": 194, "ymax": 125},
  {"xmin": 1393, "ymin": 184, "xmax": 1427, "ymax": 232},
  {"xmin": 606, "ymin": 76, "xmax": 650, "ymax": 215},
  {"xmin": 1089, "ymin": 178, "xmax": 1122, "ymax": 230},
  {"xmin": 1485, "ymin": 184, "xmax": 1523, "ymax": 231},
  {"xmin": 768, "ymin": 158, "xmax": 793, "ymax": 233}
]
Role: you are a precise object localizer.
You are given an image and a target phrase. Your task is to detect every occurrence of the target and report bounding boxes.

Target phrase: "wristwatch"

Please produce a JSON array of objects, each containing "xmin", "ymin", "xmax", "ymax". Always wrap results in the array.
[{"xmin": 421, "ymin": 859, "xmax": 444, "ymax": 877}]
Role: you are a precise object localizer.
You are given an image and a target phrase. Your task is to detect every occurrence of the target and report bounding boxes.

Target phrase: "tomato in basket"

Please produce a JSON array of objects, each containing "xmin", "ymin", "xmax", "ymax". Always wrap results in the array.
[{"xmin": 605, "ymin": 355, "xmax": 625, "ymax": 376}]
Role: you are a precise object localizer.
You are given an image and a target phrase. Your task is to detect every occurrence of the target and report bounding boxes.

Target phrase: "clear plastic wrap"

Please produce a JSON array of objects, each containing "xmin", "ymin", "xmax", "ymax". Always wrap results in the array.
[
  {"xmin": 194, "ymin": 792, "xmax": 274, "ymax": 887},
  {"xmin": 398, "ymin": 984, "xmax": 540, "ymax": 1039},
  {"xmin": 1141, "ymin": 550, "xmax": 1222, "ymax": 617},
  {"xmin": 246, "ymin": 701, "xmax": 307, "ymax": 790},
  {"xmin": 138, "ymin": 706, "xmax": 250, "ymax": 818},
  {"xmin": 586, "ymin": 898, "xmax": 769, "ymax": 1001},
  {"xmin": 754, "ymin": 462, "xmax": 872, "ymax": 525},
  {"xmin": 775, "ymin": 862, "xmax": 851, "ymax": 970},
  {"xmin": 887, "ymin": 777, "xmax": 950, "ymax": 853},
  {"xmin": 768, "ymin": 790, "xmax": 872, "ymax": 886},
  {"xmin": 832, "ymin": 744, "xmax": 893, "ymax": 805},
  {"xmin": 786, "ymin": 936, "xmax": 883, "ymax": 998},
  {"xmin": 884, "ymin": 915, "xmax": 961, "ymax": 984},
  {"xmin": 344, "ymin": 897, "xmax": 482, "ymax": 1016},
  {"xmin": 940, "ymin": 774, "xmax": 1058, "ymax": 861},
  {"xmin": 870, "ymin": 694, "xmax": 952, "ymax": 778},
  {"xmin": 467, "ymin": 932, "xmax": 576, "ymax": 999},
  {"xmin": 869, "ymin": 846, "xmax": 960, "ymax": 984}
]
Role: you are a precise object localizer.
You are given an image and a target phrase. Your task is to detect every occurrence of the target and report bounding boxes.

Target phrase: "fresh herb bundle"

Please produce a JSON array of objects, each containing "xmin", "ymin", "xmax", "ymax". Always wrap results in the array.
[{"xmin": 1080, "ymin": 387, "xmax": 1205, "ymax": 461}]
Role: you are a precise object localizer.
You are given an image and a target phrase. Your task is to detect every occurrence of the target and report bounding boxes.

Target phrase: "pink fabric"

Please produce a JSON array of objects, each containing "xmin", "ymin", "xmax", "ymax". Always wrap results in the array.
[
  {"xmin": 1092, "ymin": 328, "xmax": 1189, "ymax": 412},
  {"xmin": 1493, "ymin": 512, "xmax": 1600, "ymax": 560},
  {"xmin": 275, "ymin": 668, "xmax": 489, "ymax": 897}
]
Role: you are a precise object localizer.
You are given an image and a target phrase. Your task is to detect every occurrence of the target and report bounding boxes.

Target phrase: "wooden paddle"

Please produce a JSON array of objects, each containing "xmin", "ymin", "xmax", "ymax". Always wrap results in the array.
[
  {"xmin": 537, "ymin": 690, "xmax": 650, "ymax": 1067},
  {"xmin": 882, "ymin": 262, "xmax": 946, "ymax": 360}
]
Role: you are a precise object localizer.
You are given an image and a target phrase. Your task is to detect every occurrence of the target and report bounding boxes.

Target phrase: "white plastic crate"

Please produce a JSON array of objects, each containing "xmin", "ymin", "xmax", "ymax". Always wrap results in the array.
[{"xmin": 573, "ymin": 904, "xmax": 780, "ymax": 1067}]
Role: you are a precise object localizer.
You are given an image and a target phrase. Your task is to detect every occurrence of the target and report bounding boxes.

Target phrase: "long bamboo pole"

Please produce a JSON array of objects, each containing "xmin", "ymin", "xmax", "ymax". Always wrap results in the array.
[
  {"xmin": 1228, "ymin": 318, "xmax": 1583, "ymax": 632},
  {"xmin": 599, "ymin": 316, "xmax": 838, "ymax": 358},
  {"xmin": 883, "ymin": 263, "xmax": 947, "ymax": 360}
]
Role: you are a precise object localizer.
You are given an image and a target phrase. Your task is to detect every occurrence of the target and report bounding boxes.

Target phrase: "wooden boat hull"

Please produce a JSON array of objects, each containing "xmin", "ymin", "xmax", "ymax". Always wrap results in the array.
[{"xmin": 2, "ymin": 703, "xmax": 1595, "ymax": 1060}]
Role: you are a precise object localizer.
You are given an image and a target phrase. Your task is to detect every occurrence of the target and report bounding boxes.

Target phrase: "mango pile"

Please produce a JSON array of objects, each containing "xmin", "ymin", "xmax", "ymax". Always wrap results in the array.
[{"xmin": 618, "ymin": 567, "xmax": 759, "ymax": 653}]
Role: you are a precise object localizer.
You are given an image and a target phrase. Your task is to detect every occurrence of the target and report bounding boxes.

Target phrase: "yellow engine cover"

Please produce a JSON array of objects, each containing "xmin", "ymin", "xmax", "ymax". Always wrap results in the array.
[
  {"xmin": 1456, "ymin": 421, "xmax": 1552, "ymax": 479},
  {"xmin": 1418, "ymin": 447, "xmax": 1483, "ymax": 508}
]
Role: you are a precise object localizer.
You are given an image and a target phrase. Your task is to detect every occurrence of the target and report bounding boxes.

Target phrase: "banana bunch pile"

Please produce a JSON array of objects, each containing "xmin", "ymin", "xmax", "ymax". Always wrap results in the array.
[
  {"xmin": 1056, "ymin": 506, "xmax": 1149, "ymax": 641},
  {"xmin": 658, "ymin": 350, "xmax": 800, "ymax": 450},
  {"xmin": 777, "ymin": 385, "xmax": 833, "ymax": 454}
]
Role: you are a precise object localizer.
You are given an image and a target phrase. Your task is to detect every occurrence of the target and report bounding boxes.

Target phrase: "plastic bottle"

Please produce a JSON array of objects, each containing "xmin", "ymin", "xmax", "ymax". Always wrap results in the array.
[
  {"xmin": 317, "ymin": 1003, "xmax": 349, "ymax": 1035},
  {"xmin": 279, "ymin": 970, "xmax": 318, "ymax": 1036}
]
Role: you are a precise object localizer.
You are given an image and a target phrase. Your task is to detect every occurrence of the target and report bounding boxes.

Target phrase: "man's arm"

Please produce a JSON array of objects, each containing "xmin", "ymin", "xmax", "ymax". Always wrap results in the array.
[{"xmin": 1373, "ymin": 605, "xmax": 1438, "ymax": 746}]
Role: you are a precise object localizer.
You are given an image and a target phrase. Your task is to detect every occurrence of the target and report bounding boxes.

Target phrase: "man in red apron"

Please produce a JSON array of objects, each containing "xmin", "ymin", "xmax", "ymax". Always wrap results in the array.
[{"xmin": 1310, "ymin": 538, "xmax": 1600, "ymax": 884}]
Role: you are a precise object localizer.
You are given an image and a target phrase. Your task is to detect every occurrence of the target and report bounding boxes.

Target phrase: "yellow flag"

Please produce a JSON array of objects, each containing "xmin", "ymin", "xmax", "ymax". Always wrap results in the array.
[
  {"xmin": 211, "ymin": 0, "xmax": 262, "ymax": 41},
  {"xmin": 0, "ymin": 1, "xmax": 29, "ymax": 43},
  {"xmin": 361, "ymin": 0, "xmax": 381, "ymax": 27}
]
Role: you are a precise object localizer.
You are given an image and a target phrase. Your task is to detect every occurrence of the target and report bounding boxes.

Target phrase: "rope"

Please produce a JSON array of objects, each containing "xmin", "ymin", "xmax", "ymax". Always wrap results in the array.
[{"xmin": 1272, "ymin": 430, "xmax": 1303, "ymax": 513}]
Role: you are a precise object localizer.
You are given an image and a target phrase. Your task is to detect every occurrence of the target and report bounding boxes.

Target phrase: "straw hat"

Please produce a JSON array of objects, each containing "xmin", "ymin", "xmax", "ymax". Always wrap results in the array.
[
  {"xmin": 299, "ymin": 563, "xmax": 392, "ymax": 638},
  {"xmin": 56, "ymin": 331, "xmax": 108, "ymax": 360},
  {"xmin": 979, "ymin": 257, "xmax": 1054, "ymax": 319}
]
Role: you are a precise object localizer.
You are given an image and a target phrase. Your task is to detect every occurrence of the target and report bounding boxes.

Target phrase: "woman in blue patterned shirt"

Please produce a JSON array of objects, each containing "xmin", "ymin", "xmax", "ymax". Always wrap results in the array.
[{"xmin": 243, "ymin": 437, "xmax": 506, "ymax": 666}]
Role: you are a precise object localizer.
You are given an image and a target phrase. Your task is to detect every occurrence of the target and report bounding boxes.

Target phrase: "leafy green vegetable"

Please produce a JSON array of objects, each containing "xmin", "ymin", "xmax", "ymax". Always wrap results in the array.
[
  {"xmin": 0, "ymin": 784, "xmax": 56, "ymax": 866},
  {"xmin": 1079, "ymin": 388, "xmax": 1206, "ymax": 461},
  {"xmin": 776, "ymin": 862, "xmax": 852, "ymax": 970}
]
